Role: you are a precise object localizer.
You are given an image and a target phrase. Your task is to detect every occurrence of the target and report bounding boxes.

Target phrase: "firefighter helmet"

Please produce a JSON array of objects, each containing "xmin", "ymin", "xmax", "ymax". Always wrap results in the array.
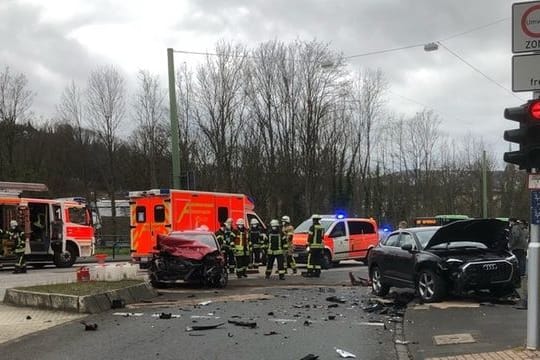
[
  {"xmin": 281, "ymin": 215, "xmax": 290, "ymax": 223},
  {"xmin": 270, "ymin": 219, "xmax": 279, "ymax": 227},
  {"xmin": 9, "ymin": 220, "xmax": 18, "ymax": 228},
  {"xmin": 236, "ymin": 218, "xmax": 245, "ymax": 226},
  {"xmin": 250, "ymin": 218, "xmax": 259, "ymax": 226},
  {"xmin": 311, "ymin": 214, "xmax": 321, "ymax": 220}
]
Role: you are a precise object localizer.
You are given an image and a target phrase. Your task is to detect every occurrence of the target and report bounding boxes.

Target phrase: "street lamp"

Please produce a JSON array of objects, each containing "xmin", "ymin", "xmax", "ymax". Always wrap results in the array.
[{"xmin": 167, "ymin": 48, "xmax": 181, "ymax": 189}]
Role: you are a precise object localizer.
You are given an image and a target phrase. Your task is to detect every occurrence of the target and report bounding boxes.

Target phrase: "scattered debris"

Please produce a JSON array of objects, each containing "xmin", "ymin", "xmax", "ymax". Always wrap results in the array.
[
  {"xmin": 336, "ymin": 348, "xmax": 356, "ymax": 358},
  {"xmin": 327, "ymin": 304, "xmax": 339, "ymax": 308},
  {"xmin": 268, "ymin": 318, "xmax": 297, "ymax": 323},
  {"xmin": 388, "ymin": 317, "xmax": 402, "ymax": 323},
  {"xmin": 81, "ymin": 321, "xmax": 98, "ymax": 331},
  {"xmin": 227, "ymin": 333, "xmax": 234, "ymax": 337},
  {"xmin": 111, "ymin": 299, "xmax": 126, "ymax": 309},
  {"xmin": 394, "ymin": 339, "xmax": 409, "ymax": 345},
  {"xmin": 303, "ymin": 320, "xmax": 312, "ymax": 326},
  {"xmin": 267, "ymin": 311, "xmax": 274, "ymax": 316},
  {"xmin": 349, "ymin": 272, "xmax": 371, "ymax": 286},
  {"xmin": 300, "ymin": 354, "xmax": 319, "ymax": 360},
  {"xmin": 264, "ymin": 331, "xmax": 279, "ymax": 336},
  {"xmin": 354, "ymin": 321, "xmax": 386, "ymax": 328},
  {"xmin": 191, "ymin": 315, "xmax": 221, "ymax": 319},
  {"xmin": 25, "ymin": 315, "xmax": 31, "ymax": 320},
  {"xmin": 228, "ymin": 319, "xmax": 257, "ymax": 328},
  {"xmin": 185, "ymin": 323, "xmax": 225, "ymax": 331},
  {"xmin": 198, "ymin": 301, "xmax": 213, "ymax": 306},
  {"xmin": 326, "ymin": 296, "xmax": 347, "ymax": 304},
  {"xmin": 328, "ymin": 315, "xmax": 336, "ymax": 320},
  {"xmin": 113, "ymin": 312, "xmax": 144, "ymax": 317},
  {"xmin": 152, "ymin": 312, "xmax": 181, "ymax": 319}
]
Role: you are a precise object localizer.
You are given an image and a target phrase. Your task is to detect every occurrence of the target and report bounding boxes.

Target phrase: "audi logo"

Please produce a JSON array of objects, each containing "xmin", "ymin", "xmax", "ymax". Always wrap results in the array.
[{"xmin": 482, "ymin": 263, "xmax": 498, "ymax": 271}]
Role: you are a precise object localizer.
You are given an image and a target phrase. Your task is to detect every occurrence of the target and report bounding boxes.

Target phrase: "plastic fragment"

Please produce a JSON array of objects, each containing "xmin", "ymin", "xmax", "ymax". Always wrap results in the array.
[{"xmin": 336, "ymin": 348, "xmax": 356, "ymax": 358}]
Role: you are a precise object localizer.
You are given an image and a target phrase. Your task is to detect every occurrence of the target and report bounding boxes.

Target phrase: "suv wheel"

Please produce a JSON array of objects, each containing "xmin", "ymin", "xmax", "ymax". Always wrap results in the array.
[
  {"xmin": 417, "ymin": 269, "xmax": 446, "ymax": 302},
  {"xmin": 370, "ymin": 266, "xmax": 389, "ymax": 296}
]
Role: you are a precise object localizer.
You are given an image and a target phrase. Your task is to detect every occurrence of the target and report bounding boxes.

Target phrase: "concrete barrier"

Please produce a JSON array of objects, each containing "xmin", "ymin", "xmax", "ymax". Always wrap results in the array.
[{"xmin": 3, "ymin": 282, "xmax": 157, "ymax": 314}]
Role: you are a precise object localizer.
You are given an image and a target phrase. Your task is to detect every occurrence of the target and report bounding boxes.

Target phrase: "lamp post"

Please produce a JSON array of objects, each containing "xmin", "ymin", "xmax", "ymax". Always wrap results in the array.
[{"xmin": 167, "ymin": 48, "xmax": 181, "ymax": 189}]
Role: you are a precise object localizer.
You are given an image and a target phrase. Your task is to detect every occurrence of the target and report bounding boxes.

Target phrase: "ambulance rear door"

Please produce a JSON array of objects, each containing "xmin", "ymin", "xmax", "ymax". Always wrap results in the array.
[{"xmin": 130, "ymin": 196, "xmax": 169, "ymax": 260}]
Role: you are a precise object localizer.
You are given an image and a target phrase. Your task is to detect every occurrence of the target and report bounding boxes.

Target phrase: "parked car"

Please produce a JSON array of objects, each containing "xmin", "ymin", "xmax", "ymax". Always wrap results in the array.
[
  {"xmin": 368, "ymin": 219, "xmax": 519, "ymax": 302},
  {"xmin": 148, "ymin": 230, "xmax": 228, "ymax": 288},
  {"xmin": 292, "ymin": 215, "xmax": 379, "ymax": 268}
]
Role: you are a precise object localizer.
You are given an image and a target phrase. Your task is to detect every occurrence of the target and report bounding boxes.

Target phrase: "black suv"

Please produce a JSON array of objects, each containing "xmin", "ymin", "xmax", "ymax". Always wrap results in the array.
[{"xmin": 368, "ymin": 219, "xmax": 520, "ymax": 302}]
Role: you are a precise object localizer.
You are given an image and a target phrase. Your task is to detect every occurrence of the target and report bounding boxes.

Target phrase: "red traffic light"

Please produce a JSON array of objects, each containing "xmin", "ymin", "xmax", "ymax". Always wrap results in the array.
[{"xmin": 530, "ymin": 101, "xmax": 540, "ymax": 120}]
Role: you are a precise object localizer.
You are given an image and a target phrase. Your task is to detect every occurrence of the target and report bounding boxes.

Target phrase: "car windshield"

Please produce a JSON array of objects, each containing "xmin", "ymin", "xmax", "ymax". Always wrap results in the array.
[
  {"xmin": 294, "ymin": 219, "xmax": 334, "ymax": 233},
  {"xmin": 415, "ymin": 229, "xmax": 438, "ymax": 249},
  {"xmin": 429, "ymin": 241, "xmax": 488, "ymax": 250}
]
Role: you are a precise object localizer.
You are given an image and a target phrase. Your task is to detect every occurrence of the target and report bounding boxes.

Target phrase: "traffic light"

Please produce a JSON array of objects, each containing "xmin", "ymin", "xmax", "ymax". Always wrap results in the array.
[{"xmin": 503, "ymin": 99, "xmax": 540, "ymax": 170}]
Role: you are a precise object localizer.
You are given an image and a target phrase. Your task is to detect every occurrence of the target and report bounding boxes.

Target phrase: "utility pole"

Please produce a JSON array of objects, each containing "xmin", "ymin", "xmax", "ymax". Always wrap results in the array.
[
  {"xmin": 482, "ymin": 150, "xmax": 488, "ymax": 218},
  {"xmin": 167, "ymin": 48, "xmax": 181, "ymax": 189}
]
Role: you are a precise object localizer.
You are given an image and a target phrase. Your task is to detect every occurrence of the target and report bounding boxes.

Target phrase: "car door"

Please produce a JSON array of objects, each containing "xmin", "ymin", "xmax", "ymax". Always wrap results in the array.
[
  {"xmin": 378, "ymin": 232, "xmax": 402, "ymax": 281},
  {"xmin": 393, "ymin": 232, "xmax": 417, "ymax": 285},
  {"xmin": 329, "ymin": 221, "xmax": 348, "ymax": 261}
]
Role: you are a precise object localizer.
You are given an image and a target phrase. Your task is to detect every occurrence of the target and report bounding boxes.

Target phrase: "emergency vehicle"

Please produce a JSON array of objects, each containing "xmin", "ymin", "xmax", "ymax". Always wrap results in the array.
[
  {"xmin": 129, "ymin": 189, "xmax": 265, "ymax": 266},
  {"xmin": 0, "ymin": 182, "xmax": 94, "ymax": 268},
  {"xmin": 292, "ymin": 215, "xmax": 379, "ymax": 269}
]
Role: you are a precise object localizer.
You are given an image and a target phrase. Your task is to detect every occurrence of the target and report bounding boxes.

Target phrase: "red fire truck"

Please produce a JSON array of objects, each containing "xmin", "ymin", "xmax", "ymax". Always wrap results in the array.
[
  {"xmin": 129, "ymin": 189, "xmax": 265, "ymax": 266},
  {"xmin": 0, "ymin": 182, "xmax": 94, "ymax": 268}
]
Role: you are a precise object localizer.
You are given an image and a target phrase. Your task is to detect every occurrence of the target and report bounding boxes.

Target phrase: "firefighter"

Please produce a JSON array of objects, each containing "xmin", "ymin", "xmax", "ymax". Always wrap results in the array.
[
  {"xmin": 222, "ymin": 218, "xmax": 236, "ymax": 274},
  {"xmin": 303, "ymin": 214, "xmax": 324, "ymax": 278},
  {"xmin": 281, "ymin": 215, "xmax": 297, "ymax": 274},
  {"xmin": 248, "ymin": 218, "xmax": 265, "ymax": 267},
  {"xmin": 233, "ymin": 218, "xmax": 250, "ymax": 278},
  {"xmin": 9, "ymin": 220, "xmax": 26, "ymax": 274},
  {"xmin": 265, "ymin": 219, "xmax": 286, "ymax": 280},
  {"xmin": 215, "ymin": 222, "xmax": 226, "ymax": 248}
]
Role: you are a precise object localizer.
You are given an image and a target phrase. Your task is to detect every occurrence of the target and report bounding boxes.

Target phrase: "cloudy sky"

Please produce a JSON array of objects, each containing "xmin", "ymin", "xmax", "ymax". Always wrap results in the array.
[{"xmin": 1, "ymin": 0, "xmax": 527, "ymax": 164}]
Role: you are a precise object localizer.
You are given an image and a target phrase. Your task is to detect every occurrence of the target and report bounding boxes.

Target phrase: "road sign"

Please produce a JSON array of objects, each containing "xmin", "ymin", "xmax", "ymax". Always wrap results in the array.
[
  {"xmin": 513, "ymin": 1, "xmax": 540, "ymax": 53},
  {"xmin": 513, "ymin": 53, "xmax": 540, "ymax": 91}
]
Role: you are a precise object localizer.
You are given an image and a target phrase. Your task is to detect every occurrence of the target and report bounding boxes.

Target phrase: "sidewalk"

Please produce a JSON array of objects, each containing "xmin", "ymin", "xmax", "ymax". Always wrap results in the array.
[{"xmin": 403, "ymin": 299, "xmax": 534, "ymax": 359}]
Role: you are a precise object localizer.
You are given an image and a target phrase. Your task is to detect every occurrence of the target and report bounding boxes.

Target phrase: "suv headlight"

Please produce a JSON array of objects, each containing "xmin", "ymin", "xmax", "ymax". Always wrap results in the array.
[{"xmin": 506, "ymin": 254, "xmax": 517, "ymax": 262}]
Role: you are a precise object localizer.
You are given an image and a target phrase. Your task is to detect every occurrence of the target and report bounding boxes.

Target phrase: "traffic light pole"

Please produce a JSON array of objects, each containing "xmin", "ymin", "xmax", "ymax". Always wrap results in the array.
[{"xmin": 528, "ymin": 91, "xmax": 540, "ymax": 350}]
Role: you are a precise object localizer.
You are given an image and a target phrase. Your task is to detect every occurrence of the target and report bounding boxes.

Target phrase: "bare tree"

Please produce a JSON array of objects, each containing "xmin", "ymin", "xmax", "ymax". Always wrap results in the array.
[
  {"xmin": 0, "ymin": 66, "xmax": 34, "ymax": 177},
  {"xmin": 132, "ymin": 70, "xmax": 168, "ymax": 188},
  {"xmin": 86, "ymin": 65, "xmax": 126, "ymax": 231}
]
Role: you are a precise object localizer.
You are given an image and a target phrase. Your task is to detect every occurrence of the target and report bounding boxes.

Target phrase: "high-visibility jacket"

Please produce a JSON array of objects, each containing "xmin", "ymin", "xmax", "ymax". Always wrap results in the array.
[
  {"xmin": 233, "ymin": 228, "xmax": 250, "ymax": 256},
  {"xmin": 307, "ymin": 224, "xmax": 324, "ymax": 249},
  {"xmin": 248, "ymin": 228, "xmax": 265, "ymax": 249},
  {"xmin": 215, "ymin": 228, "xmax": 226, "ymax": 247},
  {"xmin": 267, "ymin": 230, "xmax": 285, "ymax": 255},
  {"xmin": 282, "ymin": 224, "xmax": 294, "ymax": 251},
  {"xmin": 8, "ymin": 228, "xmax": 25, "ymax": 253}
]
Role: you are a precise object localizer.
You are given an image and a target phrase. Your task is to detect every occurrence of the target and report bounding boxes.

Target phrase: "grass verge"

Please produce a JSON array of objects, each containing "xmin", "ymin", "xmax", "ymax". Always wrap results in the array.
[{"xmin": 16, "ymin": 280, "xmax": 144, "ymax": 296}]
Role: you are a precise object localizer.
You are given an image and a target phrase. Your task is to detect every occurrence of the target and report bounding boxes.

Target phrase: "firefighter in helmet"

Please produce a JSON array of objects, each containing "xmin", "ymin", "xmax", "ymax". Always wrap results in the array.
[
  {"xmin": 222, "ymin": 218, "xmax": 236, "ymax": 274},
  {"xmin": 248, "ymin": 218, "xmax": 265, "ymax": 267},
  {"xmin": 233, "ymin": 218, "xmax": 250, "ymax": 278},
  {"xmin": 265, "ymin": 219, "xmax": 286, "ymax": 280},
  {"xmin": 303, "ymin": 214, "xmax": 324, "ymax": 278},
  {"xmin": 281, "ymin": 215, "xmax": 297, "ymax": 274},
  {"xmin": 9, "ymin": 220, "xmax": 26, "ymax": 274}
]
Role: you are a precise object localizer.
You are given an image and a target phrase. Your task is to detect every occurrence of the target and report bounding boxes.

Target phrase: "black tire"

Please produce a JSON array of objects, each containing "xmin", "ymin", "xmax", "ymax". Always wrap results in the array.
[
  {"xmin": 54, "ymin": 244, "xmax": 77, "ymax": 268},
  {"xmin": 370, "ymin": 265, "xmax": 390, "ymax": 296},
  {"xmin": 416, "ymin": 269, "xmax": 446, "ymax": 302},
  {"xmin": 321, "ymin": 250, "xmax": 333, "ymax": 269}
]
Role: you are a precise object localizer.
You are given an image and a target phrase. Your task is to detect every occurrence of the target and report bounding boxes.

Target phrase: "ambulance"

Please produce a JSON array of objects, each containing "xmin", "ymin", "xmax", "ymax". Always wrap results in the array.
[
  {"xmin": 129, "ymin": 189, "xmax": 265, "ymax": 266},
  {"xmin": 292, "ymin": 214, "xmax": 379, "ymax": 269},
  {"xmin": 0, "ymin": 182, "xmax": 94, "ymax": 268}
]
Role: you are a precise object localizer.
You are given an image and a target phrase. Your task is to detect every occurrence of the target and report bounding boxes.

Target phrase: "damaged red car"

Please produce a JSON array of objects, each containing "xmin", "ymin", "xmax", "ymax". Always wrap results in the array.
[{"xmin": 148, "ymin": 231, "xmax": 228, "ymax": 288}]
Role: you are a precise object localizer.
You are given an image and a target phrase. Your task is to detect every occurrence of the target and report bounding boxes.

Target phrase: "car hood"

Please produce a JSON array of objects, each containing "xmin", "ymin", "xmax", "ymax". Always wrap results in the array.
[
  {"xmin": 424, "ymin": 219, "xmax": 507, "ymax": 250},
  {"xmin": 157, "ymin": 234, "xmax": 216, "ymax": 260}
]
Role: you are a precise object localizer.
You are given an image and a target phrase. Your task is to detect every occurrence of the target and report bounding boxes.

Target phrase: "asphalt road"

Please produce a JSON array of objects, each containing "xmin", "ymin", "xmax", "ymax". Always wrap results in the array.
[{"xmin": 0, "ymin": 262, "xmax": 401, "ymax": 360}]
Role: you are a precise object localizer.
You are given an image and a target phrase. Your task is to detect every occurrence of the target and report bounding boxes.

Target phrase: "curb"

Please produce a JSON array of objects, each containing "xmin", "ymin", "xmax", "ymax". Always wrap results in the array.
[{"xmin": 3, "ymin": 282, "xmax": 158, "ymax": 314}]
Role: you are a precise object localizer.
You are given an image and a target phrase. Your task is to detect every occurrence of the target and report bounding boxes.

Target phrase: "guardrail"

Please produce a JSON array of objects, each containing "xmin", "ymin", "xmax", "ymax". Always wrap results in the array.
[{"xmin": 94, "ymin": 235, "xmax": 130, "ymax": 259}]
